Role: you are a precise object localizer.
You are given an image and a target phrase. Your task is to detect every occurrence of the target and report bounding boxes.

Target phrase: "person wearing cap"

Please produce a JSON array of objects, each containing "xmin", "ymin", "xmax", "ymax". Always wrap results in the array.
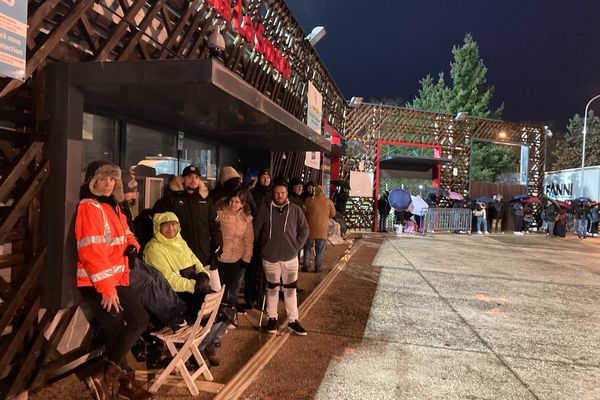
[
  {"xmin": 153, "ymin": 165, "xmax": 223, "ymax": 268},
  {"xmin": 254, "ymin": 179, "xmax": 309, "ymax": 335},
  {"xmin": 288, "ymin": 177, "xmax": 304, "ymax": 207},
  {"xmin": 251, "ymin": 169, "xmax": 272, "ymax": 214},
  {"xmin": 76, "ymin": 160, "xmax": 152, "ymax": 400}
]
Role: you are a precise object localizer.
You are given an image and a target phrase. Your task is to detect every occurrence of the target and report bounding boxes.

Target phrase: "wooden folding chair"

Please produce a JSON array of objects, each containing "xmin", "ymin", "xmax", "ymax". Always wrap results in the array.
[{"xmin": 146, "ymin": 287, "xmax": 225, "ymax": 396}]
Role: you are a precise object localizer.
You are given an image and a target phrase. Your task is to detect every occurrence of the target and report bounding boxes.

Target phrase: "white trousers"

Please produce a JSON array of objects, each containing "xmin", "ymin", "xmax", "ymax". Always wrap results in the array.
[{"xmin": 263, "ymin": 257, "xmax": 299, "ymax": 322}]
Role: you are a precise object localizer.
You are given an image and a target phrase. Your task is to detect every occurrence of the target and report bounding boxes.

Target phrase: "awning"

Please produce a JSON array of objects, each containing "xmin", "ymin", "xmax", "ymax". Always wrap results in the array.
[
  {"xmin": 379, "ymin": 156, "xmax": 452, "ymax": 172},
  {"xmin": 65, "ymin": 59, "xmax": 329, "ymax": 153}
]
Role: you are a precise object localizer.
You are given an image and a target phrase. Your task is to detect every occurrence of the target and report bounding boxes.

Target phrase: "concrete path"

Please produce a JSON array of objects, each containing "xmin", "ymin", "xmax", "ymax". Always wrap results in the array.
[{"xmin": 313, "ymin": 234, "xmax": 600, "ymax": 400}]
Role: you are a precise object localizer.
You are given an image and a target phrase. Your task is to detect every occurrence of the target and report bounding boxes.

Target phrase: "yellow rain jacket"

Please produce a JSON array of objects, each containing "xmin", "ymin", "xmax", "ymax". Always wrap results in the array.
[{"xmin": 143, "ymin": 212, "xmax": 209, "ymax": 293}]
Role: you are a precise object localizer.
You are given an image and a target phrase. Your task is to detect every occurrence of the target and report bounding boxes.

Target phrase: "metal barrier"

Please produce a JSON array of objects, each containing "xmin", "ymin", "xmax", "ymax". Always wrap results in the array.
[{"xmin": 422, "ymin": 208, "xmax": 472, "ymax": 233}]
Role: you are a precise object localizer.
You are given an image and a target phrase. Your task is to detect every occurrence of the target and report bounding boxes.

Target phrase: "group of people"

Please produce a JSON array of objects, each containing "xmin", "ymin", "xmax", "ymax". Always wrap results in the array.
[{"xmin": 75, "ymin": 161, "xmax": 338, "ymax": 400}]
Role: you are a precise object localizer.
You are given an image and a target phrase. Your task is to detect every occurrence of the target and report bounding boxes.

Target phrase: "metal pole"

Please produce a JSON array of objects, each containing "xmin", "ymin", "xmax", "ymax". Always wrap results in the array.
[{"xmin": 581, "ymin": 94, "xmax": 600, "ymax": 197}]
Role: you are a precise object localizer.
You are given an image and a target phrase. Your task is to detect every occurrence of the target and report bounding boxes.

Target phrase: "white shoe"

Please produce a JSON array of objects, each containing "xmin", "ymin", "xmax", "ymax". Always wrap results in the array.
[
  {"xmin": 477, "ymin": 231, "xmax": 482, "ymax": 234},
  {"xmin": 484, "ymin": 231, "xmax": 490, "ymax": 235}
]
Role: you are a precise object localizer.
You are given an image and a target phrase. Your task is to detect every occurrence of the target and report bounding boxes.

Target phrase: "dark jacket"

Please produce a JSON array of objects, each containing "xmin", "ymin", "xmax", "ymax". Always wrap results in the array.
[
  {"xmin": 377, "ymin": 195, "xmax": 391, "ymax": 216},
  {"xmin": 254, "ymin": 201, "xmax": 309, "ymax": 263},
  {"xmin": 512, "ymin": 202, "xmax": 524, "ymax": 217},
  {"xmin": 251, "ymin": 183, "xmax": 271, "ymax": 216},
  {"xmin": 153, "ymin": 179, "xmax": 222, "ymax": 266},
  {"xmin": 289, "ymin": 192, "xmax": 304, "ymax": 208},
  {"xmin": 489, "ymin": 201, "xmax": 504, "ymax": 219}
]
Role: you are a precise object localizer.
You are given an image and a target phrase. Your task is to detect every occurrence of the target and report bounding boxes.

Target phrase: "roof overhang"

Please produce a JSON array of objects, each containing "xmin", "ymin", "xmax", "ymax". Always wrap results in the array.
[
  {"xmin": 63, "ymin": 58, "xmax": 329, "ymax": 153},
  {"xmin": 379, "ymin": 156, "xmax": 452, "ymax": 172}
]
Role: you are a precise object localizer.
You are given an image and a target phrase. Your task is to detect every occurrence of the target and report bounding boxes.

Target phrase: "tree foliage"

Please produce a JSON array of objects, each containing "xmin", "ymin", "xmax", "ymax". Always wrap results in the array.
[
  {"xmin": 552, "ymin": 112, "xmax": 600, "ymax": 170},
  {"xmin": 407, "ymin": 33, "xmax": 503, "ymax": 118},
  {"xmin": 471, "ymin": 142, "xmax": 518, "ymax": 182}
]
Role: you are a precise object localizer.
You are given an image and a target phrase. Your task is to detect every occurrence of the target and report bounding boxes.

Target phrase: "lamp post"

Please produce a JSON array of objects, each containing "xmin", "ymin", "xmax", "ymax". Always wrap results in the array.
[{"xmin": 581, "ymin": 94, "xmax": 600, "ymax": 197}]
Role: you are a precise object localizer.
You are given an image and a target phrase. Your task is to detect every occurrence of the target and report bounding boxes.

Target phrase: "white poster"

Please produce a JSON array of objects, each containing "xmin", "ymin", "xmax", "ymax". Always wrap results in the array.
[
  {"xmin": 307, "ymin": 81, "xmax": 323, "ymax": 134},
  {"xmin": 304, "ymin": 151, "xmax": 321, "ymax": 169},
  {"xmin": 349, "ymin": 171, "xmax": 374, "ymax": 198},
  {"xmin": 0, "ymin": 0, "xmax": 27, "ymax": 80}
]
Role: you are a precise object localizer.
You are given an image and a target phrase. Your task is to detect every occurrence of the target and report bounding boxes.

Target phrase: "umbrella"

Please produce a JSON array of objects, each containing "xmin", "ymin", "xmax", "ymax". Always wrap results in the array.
[
  {"xmin": 428, "ymin": 188, "xmax": 450, "ymax": 197},
  {"xmin": 448, "ymin": 191, "xmax": 464, "ymax": 201},
  {"xmin": 525, "ymin": 196, "xmax": 540, "ymax": 204},
  {"xmin": 572, "ymin": 197, "xmax": 592, "ymax": 203},
  {"xmin": 556, "ymin": 200, "xmax": 571, "ymax": 209},
  {"xmin": 388, "ymin": 188, "xmax": 412, "ymax": 211},
  {"xmin": 476, "ymin": 195, "xmax": 495, "ymax": 203},
  {"xmin": 510, "ymin": 194, "xmax": 530, "ymax": 202},
  {"xmin": 408, "ymin": 195, "xmax": 429, "ymax": 216}
]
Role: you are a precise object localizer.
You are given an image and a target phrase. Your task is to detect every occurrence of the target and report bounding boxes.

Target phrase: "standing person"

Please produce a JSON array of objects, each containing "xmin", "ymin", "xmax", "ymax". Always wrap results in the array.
[
  {"xmin": 555, "ymin": 208, "xmax": 568, "ymax": 238},
  {"xmin": 574, "ymin": 201, "xmax": 589, "ymax": 239},
  {"xmin": 215, "ymin": 190, "xmax": 254, "ymax": 312},
  {"xmin": 512, "ymin": 200, "xmax": 524, "ymax": 235},
  {"xmin": 522, "ymin": 202, "xmax": 534, "ymax": 234},
  {"xmin": 301, "ymin": 180, "xmax": 316, "ymax": 201},
  {"xmin": 254, "ymin": 180, "xmax": 309, "ymax": 335},
  {"xmin": 76, "ymin": 161, "xmax": 152, "ymax": 400},
  {"xmin": 542, "ymin": 201, "xmax": 560, "ymax": 237},
  {"xmin": 153, "ymin": 165, "xmax": 223, "ymax": 268},
  {"xmin": 377, "ymin": 191, "xmax": 391, "ymax": 232},
  {"xmin": 489, "ymin": 194, "xmax": 504, "ymax": 233},
  {"xmin": 588, "ymin": 203, "xmax": 599, "ymax": 237},
  {"xmin": 250, "ymin": 169, "xmax": 272, "ymax": 215},
  {"xmin": 289, "ymin": 177, "xmax": 304, "ymax": 207},
  {"xmin": 302, "ymin": 185, "xmax": 336, "ymax": 272},
  {"xmin": 473, "ymin": 202, "xmax": 489, "ymax": 234}
]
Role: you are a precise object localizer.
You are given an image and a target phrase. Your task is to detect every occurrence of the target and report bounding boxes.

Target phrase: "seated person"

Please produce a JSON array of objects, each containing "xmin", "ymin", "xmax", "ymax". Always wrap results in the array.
[{"xmin": 143, "ymin": 211, "xmax": 225, "ymax": 366}]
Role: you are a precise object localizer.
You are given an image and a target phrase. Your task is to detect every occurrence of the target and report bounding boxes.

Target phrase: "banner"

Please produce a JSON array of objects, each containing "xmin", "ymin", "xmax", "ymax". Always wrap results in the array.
[
  {"xmin": 0, "ymin": 0, "xmax": 27, "ymax": 81},
  {"xmin": 304, "ymin": 151, "xmax": 321, "ymax": 169},
  {"xmin": 306, "ymin": 81, "xmax": 323, "ymax": 134},
  {"xmin": 349, "ymin": 171, "xmax": 374, "ymax": 198}
]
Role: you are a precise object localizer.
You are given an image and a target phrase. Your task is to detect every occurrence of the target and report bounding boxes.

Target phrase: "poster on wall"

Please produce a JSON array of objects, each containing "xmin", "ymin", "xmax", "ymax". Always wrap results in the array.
[
  {"xmin": 0, "ymin": 0, "xmax": 27, "ymax": 81},
  {"xmin": 307, "ymin": 81, "xmax": 323, "ymax": 134},
  {"xmin": 304, "ymin": 151, "xmax": 321, "ymax": 169},
  {"xmin": 349, "ymin": 171, "xmax": 374, "ymax": 198}
]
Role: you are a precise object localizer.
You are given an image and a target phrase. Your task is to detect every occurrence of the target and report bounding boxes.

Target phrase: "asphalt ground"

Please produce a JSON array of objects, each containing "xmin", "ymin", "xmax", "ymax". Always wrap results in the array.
[{"xmin": 30, "ymin": 233, "xmax": 600, "ymax": 399}]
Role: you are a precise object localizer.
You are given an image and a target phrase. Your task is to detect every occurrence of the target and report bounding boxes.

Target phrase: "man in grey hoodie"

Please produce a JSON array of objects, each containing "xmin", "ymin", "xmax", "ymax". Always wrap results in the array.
[{"xmin": 254, "ymin": 180, "xmax": 309, "ymax": 335}]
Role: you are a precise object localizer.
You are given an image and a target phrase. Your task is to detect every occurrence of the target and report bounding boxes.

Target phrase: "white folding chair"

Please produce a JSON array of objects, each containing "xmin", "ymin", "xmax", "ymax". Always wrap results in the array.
[{"xmin": 146, "ymin": 287, "xmax": 225, "ymax": 396}]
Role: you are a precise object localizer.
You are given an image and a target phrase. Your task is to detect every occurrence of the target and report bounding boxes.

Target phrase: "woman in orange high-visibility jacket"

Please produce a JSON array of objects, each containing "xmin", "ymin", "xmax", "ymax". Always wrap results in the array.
[{"xmin": 76, "ymin": 160, "xmax": 152, "ymax": 400}]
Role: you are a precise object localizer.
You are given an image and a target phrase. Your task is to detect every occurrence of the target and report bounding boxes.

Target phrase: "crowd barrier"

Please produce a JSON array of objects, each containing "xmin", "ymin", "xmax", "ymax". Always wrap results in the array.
[{"xmin": 422, "ymin": 208, "xmax": 472, "ymax": 233}]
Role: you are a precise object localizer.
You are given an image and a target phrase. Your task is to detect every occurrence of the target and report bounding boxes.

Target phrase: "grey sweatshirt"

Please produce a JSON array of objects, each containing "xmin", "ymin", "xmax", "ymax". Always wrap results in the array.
[{"xmin": 254, "ymin": 201, "xmax": 309, "ymax": 263}]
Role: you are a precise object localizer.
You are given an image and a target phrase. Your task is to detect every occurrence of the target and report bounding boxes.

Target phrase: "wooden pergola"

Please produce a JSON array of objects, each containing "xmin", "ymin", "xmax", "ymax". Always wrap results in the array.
[{"xmin": 340, "ymin": 103, "xmax": 545, "ymax": 230}]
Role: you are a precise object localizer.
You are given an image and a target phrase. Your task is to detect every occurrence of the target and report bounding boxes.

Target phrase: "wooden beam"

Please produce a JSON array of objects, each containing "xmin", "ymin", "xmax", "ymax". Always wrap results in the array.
[
  {"xmin": 0, "ymin": 142, "xmax": 43, "ymax": 204},
  {"xmin": 118, "ymin": 0, "xmax": 166, "ymax": 61},
  {"xmin": 0, "ymin": 0, "xmax": 95, "ymax": 99},
  {"xmin": 27, "ymin": 0, "xmax": 63, "ymax": 35},
  {"xmin": 94, "ymin": 0, "xmax": 148, "ymax": 61},
  {"xmin": 175, "ymin": 2, "xmax": 206, "ymax": 58},
  {"xmin": 78, "ymin": 15, "xmax": 100, "ymax": 53},
  {"xmin": 158, "ymin": 0, "xmax": 200, "ymax": 59}
]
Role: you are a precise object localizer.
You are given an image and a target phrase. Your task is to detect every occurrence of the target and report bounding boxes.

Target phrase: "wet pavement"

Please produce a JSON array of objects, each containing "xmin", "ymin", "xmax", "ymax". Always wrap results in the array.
[{"xmin": 31, "ymin": 233, "xmax": 600, "ymax": 399}]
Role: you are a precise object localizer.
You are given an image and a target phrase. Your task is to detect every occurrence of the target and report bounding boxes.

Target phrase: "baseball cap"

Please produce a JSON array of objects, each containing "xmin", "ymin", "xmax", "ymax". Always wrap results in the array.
[{"xmin": 182, "ymin": 165, "xmax": 200, "ymax": 177}]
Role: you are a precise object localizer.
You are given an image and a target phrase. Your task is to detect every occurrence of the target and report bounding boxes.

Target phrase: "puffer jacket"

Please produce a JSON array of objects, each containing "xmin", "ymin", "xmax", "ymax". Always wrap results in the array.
[
  {"xmin": 217, "ymin": 208, "xmax": 253, "ymax": 263},
  {"xmin": 304, "ymin": 186, "xmax": 336, "ymax": 240},
  {"xmin": 76, "ymin": 198, "xmax": 139, "ymax": 297},
  {"xmin": 143, "ymin": 212, "xmax": 209, "ymax": 294}
]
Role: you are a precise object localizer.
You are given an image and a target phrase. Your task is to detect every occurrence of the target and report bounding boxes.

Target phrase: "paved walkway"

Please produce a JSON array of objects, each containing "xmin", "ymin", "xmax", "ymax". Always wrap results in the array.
[{"xmin": 241, "ymin": 234, "xmax": 600, "ymax": 400}]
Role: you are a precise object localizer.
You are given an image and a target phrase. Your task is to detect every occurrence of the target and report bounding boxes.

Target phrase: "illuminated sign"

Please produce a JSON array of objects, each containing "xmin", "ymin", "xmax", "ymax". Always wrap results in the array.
[{"xmin": 206, "ymin": 0, "xmax": 291, "ymax": 80}]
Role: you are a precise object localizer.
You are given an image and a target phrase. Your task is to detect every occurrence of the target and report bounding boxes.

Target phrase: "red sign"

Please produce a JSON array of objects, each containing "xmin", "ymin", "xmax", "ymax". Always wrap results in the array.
[{"xmin": 206, "ymin": 0, "xmax": 292, "ymax": 80}]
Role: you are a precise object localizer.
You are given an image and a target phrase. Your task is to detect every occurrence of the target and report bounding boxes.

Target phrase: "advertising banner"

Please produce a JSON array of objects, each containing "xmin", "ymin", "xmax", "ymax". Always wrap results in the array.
[
  {"xmin": 304, "ymin": 151, "xmax": 321, "ymax": 169},
  {"xmin": 349, "ymin": 171, "xmax": 374, "ymax": 198},
  {"xmin": 307, "ymin": 81, "xmax": 323, "ymax": 134},
  {"xmin": 0, "ymin": 0, "xmax": 27, "ymax": 81}
]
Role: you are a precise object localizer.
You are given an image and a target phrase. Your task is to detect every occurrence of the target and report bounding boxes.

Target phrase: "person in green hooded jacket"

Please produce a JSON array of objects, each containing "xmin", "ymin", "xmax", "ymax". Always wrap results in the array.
[{"xmin": 143, "ymin": 212, "xmax": 210, "ymax": 314}]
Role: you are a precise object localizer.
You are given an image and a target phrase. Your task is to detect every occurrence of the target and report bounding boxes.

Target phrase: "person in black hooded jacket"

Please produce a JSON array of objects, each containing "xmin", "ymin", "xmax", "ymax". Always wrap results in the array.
[{"xmin": 153, "ymin": 165, "xmax": 222, "ymax": 267}]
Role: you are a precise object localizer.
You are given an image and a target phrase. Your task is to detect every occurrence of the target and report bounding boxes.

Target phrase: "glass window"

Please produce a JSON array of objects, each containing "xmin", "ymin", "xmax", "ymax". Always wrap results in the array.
[
  {"xmin": 81, "ymin": 113, "xmax": 118, "ymax": 169},
  {"xmin": 181, "ymin": 135, "xmax": 218, "ymax": 188}
]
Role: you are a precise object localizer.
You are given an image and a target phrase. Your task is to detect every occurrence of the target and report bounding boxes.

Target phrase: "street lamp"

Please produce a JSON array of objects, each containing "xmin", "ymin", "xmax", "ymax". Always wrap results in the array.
[
  {"xmin": 581, "ymin": 94, "xmax": 600, "ymax": 196},
  {"xmin": 544, "ymin": 126, "xmax": 553, "ymax": 173}
]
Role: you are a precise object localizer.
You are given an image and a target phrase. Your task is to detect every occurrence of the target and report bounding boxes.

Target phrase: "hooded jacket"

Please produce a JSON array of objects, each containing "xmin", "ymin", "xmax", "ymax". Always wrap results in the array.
[
  {"xmin": 143, "ymin": 212, "xmax": 209, "ymax": 294},
  {"xmin": 153, "ymin": 177, "xmax": 222, "ymax": 266},
  {"xmin": 217, "ymin": 206, "xmax": 254, "ymax": 264},
  {"xmin": 76, "ymin": 163, "xmax": 138, "ymax": 297},
  {"xmin": 254, "ymin": 199, "xmax": 309, "ymax": 263},
  {"xmin": 304, "ymin": 186, "xmax": 336, "ymax": 240}
]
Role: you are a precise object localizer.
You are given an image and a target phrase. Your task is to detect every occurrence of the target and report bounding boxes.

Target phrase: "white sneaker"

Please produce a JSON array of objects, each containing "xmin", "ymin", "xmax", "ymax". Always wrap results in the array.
[
  {"xmin": 484, "ymin": 231, "xmax": 490, "ymax": 235},
  {"xmin": 477, "ymin": 231, "xmax": 483, "ymax": 235}
]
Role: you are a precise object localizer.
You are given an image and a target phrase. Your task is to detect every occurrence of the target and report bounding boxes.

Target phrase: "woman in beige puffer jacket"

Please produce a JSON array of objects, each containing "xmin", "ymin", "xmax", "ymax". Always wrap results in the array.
[{"xmin": 215, "ymin": 189, "xmax": 254, "ymax": 309}]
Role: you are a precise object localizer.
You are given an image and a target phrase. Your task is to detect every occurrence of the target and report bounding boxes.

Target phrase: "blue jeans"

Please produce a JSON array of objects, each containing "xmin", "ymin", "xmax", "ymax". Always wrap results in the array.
[
  {"xmin": 476, "ymin": 216, "xmax": 488, "ymax": 232},
  {"xmin": 303, "ymin": 239, "xmax": 326, "ymax": 272},
  {"xmin": 576, "ymin": 218, "xmax": 588, "ymax": 238}
]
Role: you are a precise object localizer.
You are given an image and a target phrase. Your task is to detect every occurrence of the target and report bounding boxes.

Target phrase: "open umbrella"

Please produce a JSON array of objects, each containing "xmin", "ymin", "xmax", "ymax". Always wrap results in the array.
[
  {"xmin": 572, "ymin": 197, "xmax": 592, "ymax": 203},
  {"xmin": 388, "ymin": 188, "xmax": 412, "ymax": 211},
  {"xmin": 476, "ymin": 195, "xmax": 495, "ymax": 203},
  {"xmin": 448, "ymin": 191, "xmax": 464, "ymax": 201},
  {"xmin": 510, "ymin": 194, "xmax": 530, "ymax": 202},
  {"xmin": 525, "ymin": 196, "xmax": 540, "ymax": 204},
  {"xmin": 428, "ymin": 188, "xmax": 450, "ymax": 197},
  {"xmin": 408, "ymin": 195, "xmax": 429, "ymax": 216}
]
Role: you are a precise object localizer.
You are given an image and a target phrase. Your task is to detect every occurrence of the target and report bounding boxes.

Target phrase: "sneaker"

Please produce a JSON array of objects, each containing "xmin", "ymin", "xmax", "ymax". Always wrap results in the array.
[
  {"xmin": 236, "ymin": 306, "xmax": 247, "ymax": 316},
  {"xmin": 265, "ymin": 318, "xmax": 277, "ymax": 333},
  {"xmin": 477, "ymin": 231, "xmax": 482, "ymax": 235},
  {"xmin": 288, "ymin": 320, "xmax": 307, "ymax": 336},
  {"xmin": 484, "ymin": 231, "xmax": 490, "ymax": 235}
]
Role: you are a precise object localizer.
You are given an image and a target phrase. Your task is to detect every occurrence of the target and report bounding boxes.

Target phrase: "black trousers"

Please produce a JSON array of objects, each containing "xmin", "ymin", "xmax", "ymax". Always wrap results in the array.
[
  {"xmin": 80, "ymin": 285, "xmax": 149, "ymax": 367},
  {"xmin": 513, "ymin": 216, "xmax": 523, "ymax": 232}
]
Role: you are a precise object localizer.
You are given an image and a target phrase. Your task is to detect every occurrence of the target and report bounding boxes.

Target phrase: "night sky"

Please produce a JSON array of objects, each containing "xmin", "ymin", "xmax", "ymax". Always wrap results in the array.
[{"xmin": 286, "ymin": 0, "xmax": 600, "ymax": 132}]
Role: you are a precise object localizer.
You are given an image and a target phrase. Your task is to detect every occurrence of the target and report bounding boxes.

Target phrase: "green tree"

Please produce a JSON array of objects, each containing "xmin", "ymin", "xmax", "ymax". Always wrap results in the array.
[
  {"xmin": 408, "ymin": 33, "xmax": 503, "ymax": 118},
  {"xmin": 471, "ymin": 142, "xmax": 518, "ymax": 182},
  {"xmin": 552, "ymin": 112, "xmax": 600, "ymax": 170}
]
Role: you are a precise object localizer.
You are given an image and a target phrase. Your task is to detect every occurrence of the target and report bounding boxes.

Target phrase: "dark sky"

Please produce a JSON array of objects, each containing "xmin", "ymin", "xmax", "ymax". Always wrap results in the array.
[{"xmin": 285, "ymin": 0, "xmax": 600, "ymax": 131}]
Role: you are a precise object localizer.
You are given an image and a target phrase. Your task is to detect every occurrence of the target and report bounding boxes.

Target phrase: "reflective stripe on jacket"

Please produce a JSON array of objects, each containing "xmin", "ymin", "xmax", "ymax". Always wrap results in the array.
[{"xmin": 76, "ymin": 198, "xmax": 139, "ymax": 296}]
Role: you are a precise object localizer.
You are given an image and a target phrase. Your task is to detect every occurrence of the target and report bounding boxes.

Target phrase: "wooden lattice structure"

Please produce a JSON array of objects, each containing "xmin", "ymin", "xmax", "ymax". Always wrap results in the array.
[
  {"xmin": 0, "ymin": 1, "xmax": 345, "ymax": 397},
  {"xmin": 341, "ymin": 104, "xmax": 544, "ymax": 230}
]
